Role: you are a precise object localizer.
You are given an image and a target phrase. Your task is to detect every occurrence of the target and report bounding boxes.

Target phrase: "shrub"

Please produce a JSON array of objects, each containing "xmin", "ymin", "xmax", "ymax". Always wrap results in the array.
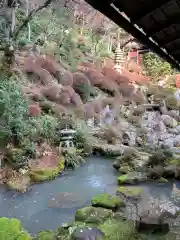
[
  {"xmin": 0, "ymin": 217, "xmax": 32, "ymax": 239},
  {"xmin": 64, "ymin": 148, "xmax": 85, "ymax": 168},
  {"xmin": 0, "ymin": 77, "xmax": 30, "ymax": 147},
  {"xmin": 74, "ymin": 119, "xmax": 98, "ymax": 154},
  {"xmin": 74, "ymin": 82, "xmax": 92, "ymax": 102},
  {"xmin": 39, "ymin": 115, "xmax": 59, "ymax": 144}
]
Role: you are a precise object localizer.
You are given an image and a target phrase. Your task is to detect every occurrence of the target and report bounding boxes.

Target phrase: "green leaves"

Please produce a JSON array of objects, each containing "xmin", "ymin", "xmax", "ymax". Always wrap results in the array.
[
  {"xmin": 143, "ymin": 52, "xmax": 173, "ymax": 80},
  {"xmin": 0, "ymin": 78, "xmax": 29, "ymax": 147}
]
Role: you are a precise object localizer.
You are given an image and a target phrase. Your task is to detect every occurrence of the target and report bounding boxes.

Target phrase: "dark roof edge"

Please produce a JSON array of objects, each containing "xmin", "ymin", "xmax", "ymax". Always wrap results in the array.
[{"xmin": 85, "ymin": 0, "xmax": 180, "ymax": 70}]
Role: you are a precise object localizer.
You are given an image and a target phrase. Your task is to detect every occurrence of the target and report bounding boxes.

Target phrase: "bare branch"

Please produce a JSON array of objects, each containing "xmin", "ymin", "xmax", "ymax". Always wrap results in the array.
[{"xmin": 13, "ymin": 0, "xmax": 53, "ymax": 40}]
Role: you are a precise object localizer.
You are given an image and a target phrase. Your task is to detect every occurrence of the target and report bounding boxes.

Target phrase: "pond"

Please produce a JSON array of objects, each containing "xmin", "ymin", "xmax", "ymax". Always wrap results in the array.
[{"xmin": 0, "ymin": 156, "xmax": 179, "ymax": 235}]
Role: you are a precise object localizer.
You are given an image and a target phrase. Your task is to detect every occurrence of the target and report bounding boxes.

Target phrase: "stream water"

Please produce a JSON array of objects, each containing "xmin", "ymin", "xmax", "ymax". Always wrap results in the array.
[{"xmin": 0, "ymin": 156, "xmax": 180, "ymax": 236}]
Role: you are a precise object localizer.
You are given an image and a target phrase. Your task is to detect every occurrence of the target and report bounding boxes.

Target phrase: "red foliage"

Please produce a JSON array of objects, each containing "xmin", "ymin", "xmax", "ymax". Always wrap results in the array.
[
  {"xmin": 118, "ymin": 83, "xmax": 136, "ymax": 98},
  {"xmin": 57, "ymin": 70, "xmax": 74, "ymax": 86},
  {"xmin": 23, "ymin": 56, "xmax": 55, "ymax": 85},
  {"xmin": 81, "ymin": 68, "xmax": 104, "ymax": 85},
  {"xmin": 93, "ymin": 101, "xmax": 102, "ymax": 113},
  {"xmin": 79, "ymin": 62, "xmax": 97, "ymax": 69},
  {"xmin": 38, "ymin": 56, "xmax": 61, "ymax": 75},
  {"xmin": 73, "ymin": 72, "xmax": 91, "ymax": 86},
  {"xmin": 121, "ymin": 69, "xmax": 150, "ymax": 85},
  {"xmin": 36, "ymin": 152, "xmax": 59, "ymax": 168},
  {"xmin": 22, "ymin": 86, "xmax": 44, "ymax": 101},
  {"xmin": 99, "ymin": 79, "xmax": 119, "ymax": 94},
  {"xmin": 176, "ymin": 75, "xmax": 180, "ymax": 88},
  {"xmin": 41, "ymin": 84, "xmax": 63, "ymax": 102},
  {"xmin": 29, "ymin": 103, "xmax": 41, "ymax": 117},
  {"xmin": 71, "ymin": 92, "xmax": 83, "ymax": 107},
  {"xmin": 126, "ymin": 60, "xmax": 142, "ymax": 74},
  {"xmin": 102, "ymin": 66, "xmax": 121, "ymax": 83},
  {"xmin": 84, "ymin": 101, "xmax": 102, "ymax": 119},
  {"xmin": 41, "ymin": 84, "xmax": 82, "ymax": 107},
  {"xmin": 53, "ymin": 104, "xmax": 68, "ymax": 116}
]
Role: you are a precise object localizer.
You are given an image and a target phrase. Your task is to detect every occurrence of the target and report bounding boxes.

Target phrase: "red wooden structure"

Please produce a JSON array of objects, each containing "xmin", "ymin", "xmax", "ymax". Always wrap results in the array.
[{"xmin": 128, "ymin": 48, "xmax": 149, "ymax": 66}]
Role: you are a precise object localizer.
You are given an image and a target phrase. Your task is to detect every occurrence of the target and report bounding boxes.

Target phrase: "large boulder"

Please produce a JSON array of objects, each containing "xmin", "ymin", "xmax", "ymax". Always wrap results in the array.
[
  {"xmin": 147, "ymin": 165, "xmax": 164, "ymax": 179},
  {"xmin": 91, "ymin": 193, "xmax": 125, "ymax": 211},
  {"xmin": 118, "ymin": 172, "xmax": 147, "ymax": 185},
  {"xmin": 163, "ymin": 165, "xmax": 176, "ymax": 178},
  {"xmin": 99, "ymin": 218, "xmax": 139, "ymax": 240},
  {"xmin": 117, "ymin": 186, "xmax": 144, "ymax": 199},
  {"xmin": 137, "ymin": 210, "xmax": 169, "ymax": 233},
  {"xmin": 161, "ymin": 115, "xmax": 178, "ymax": 128},
  {"xmin": 75, "ymin": 207, "xmax": 113, "ymax": 224}
]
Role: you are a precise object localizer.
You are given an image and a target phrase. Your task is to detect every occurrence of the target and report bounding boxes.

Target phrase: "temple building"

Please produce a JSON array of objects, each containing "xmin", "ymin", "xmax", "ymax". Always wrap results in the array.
[{"xmin": 125, "ymin": 39, "xmax": 149, "ymax": 66}]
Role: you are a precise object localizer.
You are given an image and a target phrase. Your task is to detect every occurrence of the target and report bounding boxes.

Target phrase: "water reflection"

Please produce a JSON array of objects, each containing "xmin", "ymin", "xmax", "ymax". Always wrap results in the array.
[{"xmin": 0, "ymin": 157, "xmax": 117, "ymax": 234}]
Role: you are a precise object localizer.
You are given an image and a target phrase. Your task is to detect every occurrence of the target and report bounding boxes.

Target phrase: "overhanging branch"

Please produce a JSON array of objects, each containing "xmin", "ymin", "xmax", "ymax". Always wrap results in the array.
[{"xmin": 13, "ymin": 0, "xmax": 53, "ymax": 40}]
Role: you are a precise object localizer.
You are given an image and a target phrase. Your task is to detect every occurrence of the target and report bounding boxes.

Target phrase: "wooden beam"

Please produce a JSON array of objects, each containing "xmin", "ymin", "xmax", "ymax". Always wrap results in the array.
[
  {"xmin": 85, "ymin": 0, "xmax": 180, "ymax": 69},
  {"xmin": 170, "ymin": 49, "xmax": 180, "ymax": 56},
  {"xmin": 155, "ymin": 27, "xmax": 180, "ymax": 47},
  {"xmin": 146, "ymin": 14, "xmax": 180, "ymax": 37},
  {"xmin": 162, "ymin": 37, "xmax": 180, "ymax": 48},
  {"xmin": 130, "ymin": 0, "xmax": 171, "ymax": 23}
]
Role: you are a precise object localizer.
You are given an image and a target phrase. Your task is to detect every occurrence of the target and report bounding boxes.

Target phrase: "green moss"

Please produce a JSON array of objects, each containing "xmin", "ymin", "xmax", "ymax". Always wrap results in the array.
[
  {"xmin": 75, "ymin": 206, "xmax": 113, "ymax": 224},
  {"xmin": 118, "ymin": 174, "xmax": 128, "ymax": 184},
  {"xmin": 99, "ymin": 218, "xmax": 139, "ymax": 240},
  {"xmin": 157, "ymin": 177, "xmax": 168, "ymax": 183},
  {"xmin": 37, "ymin": 230, "xmax": 55, "ymax": 240},
  {"xmin": 0, "ymin": 217, "xmax": 32, "ymax": 239},
  {"xmin": 169, "ymin": 159, "xmax": 180, "ymax": 165},
  {"xmin": 91, "ymin": 194, "xmax": 125, "ymax": 210},
  {"xmin": 118, "ymin": 172, "xmax": 147, "ymax": 185},
  {"xmin": 30, "ymin": 158, "xmax": 64, "ymax": 182},
  {"xmin": 117, "ymin": 186, "xmax": 144, "ymax": 198},
  {"xmin": 56, "ymin": 227, "xmax": 70, "ymax": 240}
]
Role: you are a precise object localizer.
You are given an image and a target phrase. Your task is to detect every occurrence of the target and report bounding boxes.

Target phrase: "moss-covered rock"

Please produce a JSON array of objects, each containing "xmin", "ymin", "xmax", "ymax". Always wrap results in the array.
[
  {"xmin": 71, "ymin": 226, "xmax": 104, "ymax": 240},
  {"xmin": 0, "ymin": 217, "xmax": 32, "ymax": 239},
  {"xmin": 119, "ymin": 165, "xmax": 131, "ymax": 174},
  {"xmin": 99, "ymin": 218, "xmax": 139, "ymax": 240},
  {"xmin": 75, "ymin": 206, "xmax": 113, "ymax": 224},
  {"xmin": 157, "ymin": 177, "xmax": 168, "ymax": 183},
  {"xmin": 56, "ymin": 226, "xmax": 69, "ymax": 240},
  {"xmin": 91, "ymin": 194, "xmax": 125, "ymax": 210},
  {"xmin": 118, "ymin": 172, "xmax": 147, "ymax": 185},
  {"xmin": 93, "ymin": 144, "xmax": 123, "ymax": 157},
  {"xmin": 117, "ymin": 186, "xmax": 144, "ymax": 198},
  {"xmin": 30, "ymin": 158, "xmax": 64, "ymax": 182},
  {"xmin": 168, "ymin": 158, "xmax": 180, "ymax": 166},
  {"xmin": 7, "ymin": 174, "xmax": 30, "ymax": 192},
  {"xmin": 37, "ymin": 230, "xmax": 55, "ymax": 240}
]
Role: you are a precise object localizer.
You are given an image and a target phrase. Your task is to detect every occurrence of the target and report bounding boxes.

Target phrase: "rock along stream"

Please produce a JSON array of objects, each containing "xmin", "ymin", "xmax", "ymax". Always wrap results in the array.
[{"xmin": 0, "ymin": 156, "xmax": 180, "ymax": 235}]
